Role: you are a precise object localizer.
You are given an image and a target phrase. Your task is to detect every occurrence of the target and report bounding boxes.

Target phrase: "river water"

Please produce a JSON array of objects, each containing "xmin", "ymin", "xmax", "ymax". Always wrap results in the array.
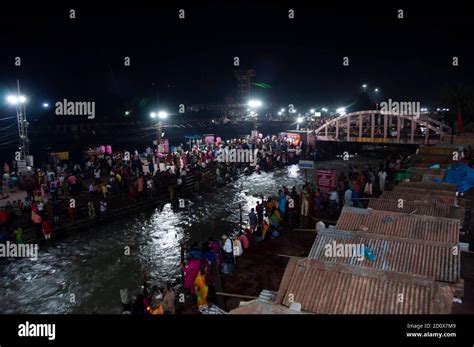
[
  {"xmin": 0, "ymin": 165, "xmax": 308, "ymax": 314},
  {"xmin": 0, "ymin": 152, "xmax": 385, "ymax": 314}
]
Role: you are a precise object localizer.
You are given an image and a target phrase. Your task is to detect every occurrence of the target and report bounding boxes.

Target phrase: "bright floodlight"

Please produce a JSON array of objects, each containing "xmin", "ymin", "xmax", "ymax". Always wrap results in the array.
[
  {"xmin": 296, "ymin": 117, "xmax": 304, "ymax": 123},
  {"xmin": 310, "ymin": 109, "xmax": 315, "ymax": 113},
  {"xmin": 18, "ymin": 95, "xmax": 27, "ymax": 103},
  {"xmin": 248, "ymin": 99, "xmax": 263, "ymax": 108},
  {"xmin": 43, "ymin": 103, "xmax": 49, "ymax": 108},
  {"xmin": 290, "ymin": 109, "xmax": 297, "ymax": 114},
  {"xmin": 336, "ymin": 107, "xmax": 346, "ymax": 114},
  {"xmin": 322, "ymin": 107, "xmax": 328, "ymax": 112},
  {"xmin": 150, "ymin": 112, "xmax": 157, "ymax": 118},
  {"xmin": 278, "ymin": 112, "xmax": 282, "ymax": 116},
  {"xmin": 280, "ymin": 108, "xmax": 285, "ymax": 112},
  {"xmin": 374, "ymin": 88, "xmax": 379, "ymax": 92},
  {"xmin": 158, "ymin": 111, "xmax": 168, "ymax": 119},
  {"xmin": 362, "ymin": 84, "xmax": 367, "ymax": 88},
  {"xmin": 6, "ymin": 95, "xmax": 18, "ymax": 105},
  {"xmin": 125, "ymin": 111, "xmax": 130, "ymax": 115}
]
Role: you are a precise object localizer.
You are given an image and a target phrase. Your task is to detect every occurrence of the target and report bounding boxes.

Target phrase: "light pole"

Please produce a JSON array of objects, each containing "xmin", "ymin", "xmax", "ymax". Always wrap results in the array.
[
  {"xmin": 362, "ymin": 84, "xmax": 367, "ymax": 92},
  {"xmin": 6, "ymin": 80, "xmax": 29, "ymax": 161},
  {"xmin": 296, "ymin": 116, "xmax": 303, "ymax": 130},
  {"xmin": 150, "ymin": 111, "xmax": 168, "ymax": 150},
  {"xmin": 248, "ymin": 99, "xmax": 263, "ymax": 132}
]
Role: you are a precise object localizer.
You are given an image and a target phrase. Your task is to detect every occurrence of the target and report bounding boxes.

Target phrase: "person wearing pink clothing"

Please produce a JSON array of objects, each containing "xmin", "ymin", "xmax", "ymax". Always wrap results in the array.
[
  {"xmin": 238, "ymin": 232, "xmax": 249, "ymax": 249},
  {"xmin": 182, "ymin": 258, "xmax": 201, "ymax": 296},
  {"xmin": 137, "ymin": 176, "xmax": 144, "ymax": 193}
]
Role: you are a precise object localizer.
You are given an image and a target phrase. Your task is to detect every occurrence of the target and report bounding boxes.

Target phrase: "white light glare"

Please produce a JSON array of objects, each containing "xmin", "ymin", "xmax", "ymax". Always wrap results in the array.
[
  {"xmin": 6, "ymin": 95, "xmax": 27, "ymax": 105},
  {"xmin": 296, "ymin": 117, "xmax": 304, "ymax": 123},
  {"xmin": 158, "ymin": 111, "xmax": 168, "ymax": 119},
  {"xmin": 336, "ymin": 107, "xmax": 346, "ymax": 114},
  {"xmin": 248, "ymin": 99, "xmax": 263, "ymax": 108}
]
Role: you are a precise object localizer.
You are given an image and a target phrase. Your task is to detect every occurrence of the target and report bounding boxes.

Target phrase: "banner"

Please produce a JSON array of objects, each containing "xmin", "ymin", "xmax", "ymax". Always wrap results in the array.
[
  {"xmin": 51, "ymin": 152, "xmax": 69, "ymax": 161},
  {"xmin": 299, "ymin": 160, "xmax": 314, "ymax": 169},
  {"xmin": 159, "ymin": 139, "xmax": 170, "ymax": 153},
  {"xmin": 203, "ymin": 134, "xmax": 215, "ymax": 145},
  {"xmin": 355, "ymin": 137, "xmax": 390, "ymax": 143},
  {"xmin": 316, "ymin": 169, "xmax": 338, "ymax": 192},
  {"xmin": 287, "ymin": 133, "xmax": 301, "ymax": 146}
]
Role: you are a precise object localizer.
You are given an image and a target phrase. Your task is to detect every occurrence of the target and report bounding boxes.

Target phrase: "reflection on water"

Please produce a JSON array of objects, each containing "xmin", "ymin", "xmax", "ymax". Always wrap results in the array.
[{"xmin": 0, "ymin": 165, "xmax": 306, "ymax": 314}]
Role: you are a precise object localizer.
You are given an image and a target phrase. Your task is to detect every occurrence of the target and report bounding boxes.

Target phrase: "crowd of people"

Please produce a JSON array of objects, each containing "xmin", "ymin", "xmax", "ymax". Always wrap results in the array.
[
  {"xmin": 0, "ymin": 130, "xmax": 414, "ymax": 314},
  {"xmin": 178, "ymin": 179, "xmax": 326, "ymax": 314},
  {"xmin": 0, "ymin": 133, "xmax": 313, "ymax": 244}
]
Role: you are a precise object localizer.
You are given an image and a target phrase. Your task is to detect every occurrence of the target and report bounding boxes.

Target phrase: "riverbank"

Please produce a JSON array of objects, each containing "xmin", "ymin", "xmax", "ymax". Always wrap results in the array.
[
  {"xmin": 220, "ymin": 228, "xmax": 317, "ymax": 311},
  {"xmin": 5, "ymin": 162, "xmax": 219, "ymax": 244}
]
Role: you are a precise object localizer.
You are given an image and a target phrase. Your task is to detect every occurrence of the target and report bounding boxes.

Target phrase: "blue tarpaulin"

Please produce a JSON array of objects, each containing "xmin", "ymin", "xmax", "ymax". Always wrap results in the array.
[{"xmin": 443, "ymin": 164, "xmax": 474, "ymax": 193}]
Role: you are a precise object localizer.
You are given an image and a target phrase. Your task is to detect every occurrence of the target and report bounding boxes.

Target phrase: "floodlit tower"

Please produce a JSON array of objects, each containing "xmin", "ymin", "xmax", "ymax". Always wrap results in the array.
[
  {"xmin": 235, "ymin": 69, "xmax": 255, "ymax": 101},
  {"xmin": 6, "ymin": 80, "xmax": 29, "ymax": 160}
]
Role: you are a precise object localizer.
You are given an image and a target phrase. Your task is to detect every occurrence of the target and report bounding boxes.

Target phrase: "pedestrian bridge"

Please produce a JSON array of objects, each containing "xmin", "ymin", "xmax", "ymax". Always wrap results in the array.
[{"xmin": 313, "ymin": 110, "xmax": 451, "ymax": 145}]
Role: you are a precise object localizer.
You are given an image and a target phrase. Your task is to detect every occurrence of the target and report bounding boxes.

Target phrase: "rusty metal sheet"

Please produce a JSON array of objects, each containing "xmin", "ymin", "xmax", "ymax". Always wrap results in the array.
[
  {"xmin": 336, "ymin": 207, "xmax": 459, "ymax": 244},
  {"xmin": 368, "ymin": 198, "xmax": 450, "ymax": 218},
  {"xmin": 309, "ymin": 228, "xmax": 460, "ymax": 283},
  {"xmin": 277, "ymin": 258, "xmax": 453, "ymax": 314},
  {"xmin": 381, "ymin": 190, "xmax": 458, "ymax": 206}
]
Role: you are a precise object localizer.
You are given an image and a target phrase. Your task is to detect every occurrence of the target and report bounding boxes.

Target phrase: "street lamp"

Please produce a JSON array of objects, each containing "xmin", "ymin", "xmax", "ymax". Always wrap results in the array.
[
  {"xmin": 362, "ymin": 84, "xmax": 367, "ymax": 90},
  {"xmin": 248, "ymin": 99, "xmax": 263, "ymax": 108},
  {"xmin": 6, "ymin": 95, "xmax": 27, "ymax": 105},
  {"xmin": 296, "ymin": 116, "xmax": 304, "ymax": 130},
  {"xmin": 42, "ymin": 103, "xmax": 49, "ymax": 108},
  {"xmin": 374, "ymin": 88, "xmax": 379, "ymax": 93},
  {"xmin": 336, "ymin": 107, "xmax": 346, "ymax": 115},
  {"xmin": 150, "ymin": 110, "xmax": 169, "ymax": 148},
  {"xmin": 6, "ymin": 84, "xmax": 29, "ymax": 162},
  {"xmin": 310, "ymin": 108, "xmax": 315, "ymax": 113}
]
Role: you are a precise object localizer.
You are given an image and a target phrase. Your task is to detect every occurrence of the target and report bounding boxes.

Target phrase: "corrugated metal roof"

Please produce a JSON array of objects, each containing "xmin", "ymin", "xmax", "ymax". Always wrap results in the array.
[
  {"xmin": 393, "ymin": 186, "xmax": 456, "ymax": 196},
  {"xmin": 393, "ymin": 186, "xmax": 457, "ymax": 197},
  {"xmin": 368, "ymin": 198, "xmax": 450, "ymax": 217},
  {"xmin": 277, "ymin": 258, "xmax": 454, "ymax": 314},
  {"xmin": 308, "ymin": 228, "xmax": 460, "ymax": 283},
  {"xmin": 229, "ymin": 299, "xmax": 308, "ymax": 314},
  {"xmin": 336, "ymin": 207, "xmax": 459, "ymax": 244},
  {"xmin": 381, "ymin": 190, "xmax": 458, "ymax": 206},
  {"xmin": 399, "ymin": 181, "xmax": 456, "ymax": 191}
]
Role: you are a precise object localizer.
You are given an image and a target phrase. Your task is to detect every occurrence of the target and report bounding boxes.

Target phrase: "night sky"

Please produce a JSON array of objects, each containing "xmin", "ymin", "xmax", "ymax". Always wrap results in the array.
[{"xmin": 0, "ymin": 2, "xmax": 473, "ymax": 119}]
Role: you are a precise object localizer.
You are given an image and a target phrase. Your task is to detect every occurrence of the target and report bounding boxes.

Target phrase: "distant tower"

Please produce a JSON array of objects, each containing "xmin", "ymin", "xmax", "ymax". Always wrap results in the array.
[
  {"xmin": 16, "ymin": 80, "xmax": 29, "ymax": 160},
  {"xmin": 235, "ymin": 69, "xmax": 256, "ymax": 101}
]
